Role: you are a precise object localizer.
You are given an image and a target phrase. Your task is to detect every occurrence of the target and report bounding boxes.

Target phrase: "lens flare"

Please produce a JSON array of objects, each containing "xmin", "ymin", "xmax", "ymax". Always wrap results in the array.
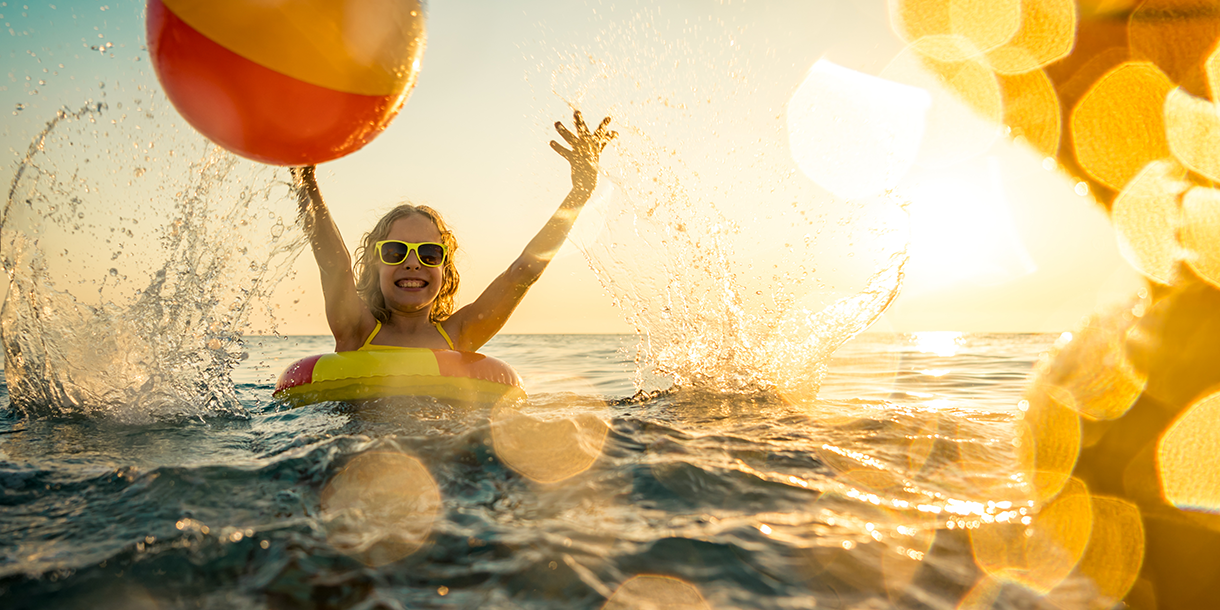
[
  {"xmin": 786, "ymin": 59, "xmax": 929, "ymax": 200},
  {"xmin": 986, "ymin": 0, "xmax": 1078, "ymax": 75},
  {"xmin": 882, "ymin": 36, "xmax": 1003, "ymax": 168},
  {"xmin": 1158, "ymin": 391, "xmax": 1220, "ymax": 513},
  {"xmin": 1180, "ymin": 186, "xmax": 1220, "ymax": 288},
  {"xmin": 902, "ymin": 414, "xmax": 946, "ymax": 475},
  {"xmin": 956, "ymin": 576, "xmax": 1011, "ymax": 610},
  {"xmin": 1031, "ymin": 309, "xmax": 1147, "ymax": 422},
  {"xmin": 998, "ymin": 68, "xmax": 1062, "ymax": 157},
  {"xmin": 913, "ymin": 331, "xmax": 963, "ymax": 357},
  {"xmin": 1070, "ymin": 61, "xmax": 1175, "ymax": 191},
  {"xmin": 1112, "ymin": 160, "xmax": 1190, "ymax": 285},
  {"xmin": 882, "ymin": 525, "xmax": 938, "ymax": 602},
  {"xmin": 1017, "ymin": 393, "xmax": 1082, "ymax": 502},
  {"xmin": 1165, "ymin": 87, "xmax": 1220, "ymax": 182},
  {"xmin": 490, "ymin": 398, "xmax": 609, "ymax": 484},
  {"xmin": 889, "ymin": 0, "xmax": 1022, "ymax": 57},
  {"xmin": 1208, "ymin": 40, "xmax": 1220, "ymax": 98},
  {"xmin": 320, "ymin": 451, "xmax": 441, "ymax": 566},
  {"xmin": 602, "ymin": 575, "xmax": 710, "ymax": 610},
  {"xmin": 1044, "ymin": 496, "xmax": 1144, "ymax": 608},
  {"xmin": 969, "ymin": 477, "xmax": 1093, "ymax": 593}
]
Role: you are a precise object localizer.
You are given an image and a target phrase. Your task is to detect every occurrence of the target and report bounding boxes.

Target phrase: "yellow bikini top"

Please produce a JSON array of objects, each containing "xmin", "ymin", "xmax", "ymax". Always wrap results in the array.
[{"xmin": 358, "ymin": 320, "xmax": 455, "ymax": 351}]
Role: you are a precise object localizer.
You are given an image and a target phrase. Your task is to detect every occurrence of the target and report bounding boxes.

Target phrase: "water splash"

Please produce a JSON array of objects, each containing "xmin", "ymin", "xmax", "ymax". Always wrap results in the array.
[
  {"xmin": 547, "ymin": 9, "xmax": 909, "ymax": 396},
  {"xmin": 572, "ymin": 133, "xmax": 907, "ymax": 396},
  {"xmin": 1, "ymin": 101, "xmax": 305, "ymax": 422}
]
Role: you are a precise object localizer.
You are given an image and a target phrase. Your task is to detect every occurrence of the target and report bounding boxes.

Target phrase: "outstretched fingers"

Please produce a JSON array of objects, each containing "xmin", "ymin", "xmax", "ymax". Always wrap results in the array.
[
  {"xmin": 555, "ymin": 120, "xmax": 578, "ymax": 147},
  {"xmin": 573, "ymin": 110, "xmax": 591, "ymax": 138},
  {"xmin": 588, "ymin": 117, "xmax": 616, "ymax": 151},
  {"xmin": 549, "ymin": 140, "xmax": 574, "ymax": 161}
]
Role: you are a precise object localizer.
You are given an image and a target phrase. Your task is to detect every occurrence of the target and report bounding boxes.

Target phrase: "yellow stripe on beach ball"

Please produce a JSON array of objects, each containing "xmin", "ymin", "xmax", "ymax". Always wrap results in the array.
[{"xmin": 161, "ymin": 0, "xmax": 425, "ymax": 97}]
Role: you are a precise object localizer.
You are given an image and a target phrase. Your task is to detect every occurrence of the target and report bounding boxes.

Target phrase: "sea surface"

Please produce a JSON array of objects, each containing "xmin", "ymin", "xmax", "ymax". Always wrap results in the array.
[{"xmin": 0, "ymin": 331, "xmax": 1055, "ymax": 610}]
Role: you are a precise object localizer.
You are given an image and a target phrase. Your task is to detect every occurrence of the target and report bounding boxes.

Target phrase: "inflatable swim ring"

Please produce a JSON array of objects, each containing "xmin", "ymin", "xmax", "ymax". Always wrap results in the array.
[{"xmin": 274, "ymin": 349, "xmax": 525, "ymax": 407}]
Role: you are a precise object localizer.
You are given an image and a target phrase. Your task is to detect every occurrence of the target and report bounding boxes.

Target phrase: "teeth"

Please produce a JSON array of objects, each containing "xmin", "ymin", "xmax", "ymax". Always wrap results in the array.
[{"xmin": 398, "ymin": 279, "xmax": 426, "ymax": 288}]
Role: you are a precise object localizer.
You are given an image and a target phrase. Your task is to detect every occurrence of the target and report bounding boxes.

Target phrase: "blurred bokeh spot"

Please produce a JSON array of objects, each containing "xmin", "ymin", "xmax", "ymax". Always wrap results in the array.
[
  {"xmin": 1071, "ymin": 61, "xmax": 1174, "ymax": 192},
  {"xmin": 490, "ymin": 396, "xmax": 610, "ymax": 484},
  {"xmin": 882, "ymin": 0, "xmax": 1220, "ymax": 606},
  {"xmin": 602, "ymin": 575, "xmax": 710, "ymax": 610},
  {"xmin": 320, "ymin": 451, "xmax": 441, "ymax": 566},
  {"xmin": 1157, "ymin": 390, "xmax": 1220, "ymax": 513}
]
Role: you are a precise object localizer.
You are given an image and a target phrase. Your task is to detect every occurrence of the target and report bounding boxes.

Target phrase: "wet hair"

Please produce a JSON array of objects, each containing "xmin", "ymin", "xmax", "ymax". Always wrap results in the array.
[{"xmin": 353, "ymin": 204, "xmax": 460, "ymax": 324}]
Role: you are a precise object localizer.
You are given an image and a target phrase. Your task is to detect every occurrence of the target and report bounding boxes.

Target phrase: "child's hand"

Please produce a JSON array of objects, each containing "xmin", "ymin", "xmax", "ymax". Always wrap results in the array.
[{"xmin": 550, "ymin": 111, "xmax": 616, "ymax": 194}]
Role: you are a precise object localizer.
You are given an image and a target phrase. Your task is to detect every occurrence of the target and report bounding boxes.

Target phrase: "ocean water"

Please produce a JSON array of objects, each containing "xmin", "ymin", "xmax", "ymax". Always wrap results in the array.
[{"xmin": 0, "ymin": 331, "xmax": 1054, "ymax": 610}]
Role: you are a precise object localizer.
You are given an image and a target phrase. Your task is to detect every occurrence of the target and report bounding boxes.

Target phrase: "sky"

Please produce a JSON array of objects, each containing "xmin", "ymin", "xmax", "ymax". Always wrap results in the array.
[{"xmin": 0, "ymin": 0, "xmax": 1143, "ymax": 335}]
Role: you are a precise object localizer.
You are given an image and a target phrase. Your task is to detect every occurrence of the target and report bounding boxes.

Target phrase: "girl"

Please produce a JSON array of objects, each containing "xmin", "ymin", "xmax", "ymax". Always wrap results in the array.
[{"xmin": 291, "ymin": 111, "xmax": 615, "ymax": 353}]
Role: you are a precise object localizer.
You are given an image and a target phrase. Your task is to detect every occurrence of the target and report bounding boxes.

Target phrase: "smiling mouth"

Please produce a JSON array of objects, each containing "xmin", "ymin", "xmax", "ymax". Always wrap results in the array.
[{"xmin": 396, "ymin": 278, "xmax": 428, "ymax": 289}]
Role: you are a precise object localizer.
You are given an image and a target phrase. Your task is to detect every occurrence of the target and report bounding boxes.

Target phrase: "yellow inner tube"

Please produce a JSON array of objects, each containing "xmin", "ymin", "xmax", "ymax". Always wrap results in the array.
[{"xmin": 273, "ymin": 348, "xmax": 525, "ymax": 407}]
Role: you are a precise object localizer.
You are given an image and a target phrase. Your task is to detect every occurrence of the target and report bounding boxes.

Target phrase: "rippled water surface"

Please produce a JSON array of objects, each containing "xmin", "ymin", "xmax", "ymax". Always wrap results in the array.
[{"xmin": 0, "ymin": 332, "xmax": 1053, "ymax": 609}]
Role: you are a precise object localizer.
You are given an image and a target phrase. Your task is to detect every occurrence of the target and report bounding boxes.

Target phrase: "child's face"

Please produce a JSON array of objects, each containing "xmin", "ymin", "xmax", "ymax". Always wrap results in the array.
[{"xmin": 379, "ymin": 215, "xmax": 445, "ymax": 316}]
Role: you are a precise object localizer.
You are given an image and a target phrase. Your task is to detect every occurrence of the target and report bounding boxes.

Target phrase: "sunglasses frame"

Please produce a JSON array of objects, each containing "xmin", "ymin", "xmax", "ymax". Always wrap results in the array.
[{"xmin": 374, "ymin": 240, "xmax": 448, "ymax": 267}]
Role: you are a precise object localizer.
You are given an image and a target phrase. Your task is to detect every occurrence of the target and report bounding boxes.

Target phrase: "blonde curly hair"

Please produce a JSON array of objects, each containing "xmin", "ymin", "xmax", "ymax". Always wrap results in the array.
[{"xmin": 353, "ymin": 204, "xmax": 460, "ymax": 323}]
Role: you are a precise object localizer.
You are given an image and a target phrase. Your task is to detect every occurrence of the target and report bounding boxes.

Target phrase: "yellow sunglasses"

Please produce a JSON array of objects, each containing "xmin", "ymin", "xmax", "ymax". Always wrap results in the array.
[{"xmin": 374, "ymin": 240, "xmax": 447, "ymax": 267}]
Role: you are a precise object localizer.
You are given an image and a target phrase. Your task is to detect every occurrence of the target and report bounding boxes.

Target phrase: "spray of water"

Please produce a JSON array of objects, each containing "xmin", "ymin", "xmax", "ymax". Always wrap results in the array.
[
  {"xmin": 571, "ymin": 132, "xmax": 906, "ymax": 395},
  {"xmin": 1, "ymin": 100, "xmax": 305, "ymax": 422},
  {"xmin": 537, "ymin": 6, "xmax": 909, "ymax": 396}
]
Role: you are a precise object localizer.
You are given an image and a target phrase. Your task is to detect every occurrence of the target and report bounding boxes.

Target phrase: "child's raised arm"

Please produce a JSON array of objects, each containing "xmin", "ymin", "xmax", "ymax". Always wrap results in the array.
[
  {"xmin": 448, "ymin": 111, "xmax": 616, "ymax": 350},
  {"xmin": 291, "ymin": 166, "xmax": 375, "ymax": 351}
]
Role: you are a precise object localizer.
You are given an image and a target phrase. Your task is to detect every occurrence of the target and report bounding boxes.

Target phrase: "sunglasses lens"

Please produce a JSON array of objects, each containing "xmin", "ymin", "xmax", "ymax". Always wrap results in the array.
[
  {"xmin": 380, "ymin": 242, "xmax": 409, "ymax": 264},
  {"xmin": 418, "ymin": 244, "xmax": 445, "ymax": 266}
]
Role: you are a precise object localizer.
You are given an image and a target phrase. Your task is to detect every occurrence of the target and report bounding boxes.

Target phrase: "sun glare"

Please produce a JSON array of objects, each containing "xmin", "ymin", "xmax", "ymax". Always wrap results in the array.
[
  {"xmin": 912, "ymin": 331, "xmax": 964, "ymax": 357},
  {"xmin": 902, "ymin": 159, "xmax": 1037, "ymax": 290}
]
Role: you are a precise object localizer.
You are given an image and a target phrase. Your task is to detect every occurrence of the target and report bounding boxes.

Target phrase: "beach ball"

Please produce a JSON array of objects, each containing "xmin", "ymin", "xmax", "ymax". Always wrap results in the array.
[{"xmin": 146, "ymin": 0, "xmax": 426, "ymax": 166}]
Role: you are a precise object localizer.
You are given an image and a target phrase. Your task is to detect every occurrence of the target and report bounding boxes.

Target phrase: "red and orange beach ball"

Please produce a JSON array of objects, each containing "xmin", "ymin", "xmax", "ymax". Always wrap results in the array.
[{"xmin": 147, "ymin": 0, "xmax": 425, "ymax": 166}]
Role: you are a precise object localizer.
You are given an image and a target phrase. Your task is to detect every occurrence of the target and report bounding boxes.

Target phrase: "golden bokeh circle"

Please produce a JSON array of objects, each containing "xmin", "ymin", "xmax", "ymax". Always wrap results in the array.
[
  {"xmin": 1180, "ymin": 186, "xmax": 1220, "ymax": 289},
  {"xmin": 969, "ymin": 477, "xmax": 1093, "ymax": 594},
  {"xmin": 1111, "ymin": 159, "xmax": 1189, "ymax": 285},
  {"xmin": 1207, "ymin": 39, "xmax": 1220, "ymax": 100},
  {"xmin": 1034, "ymin": 310, "xmax": 1148, "ymax": 423},
  {"xmin": 1017, "ymin": 387, "xmax": 1083, "ymax": 502},
  {"xmin": 602, "ymin": 575, "xmax": 710, "ymax": 610},
  {"xmin": 889, "ymin": 0, "xmax": 1022, "ymax": 56},
  {"xmin": 1165, "ymin": 87, "xmax": 1220, "ymax": 183},
  {"xmin": 998, "ymin": 68, "xmax": 1062, "ymax": 156},
  {"xmin": 1044, "ymin": 495, "xmax": 1145, "ymax": 607},
  {"xmin": 1158, "ymin": 390, "xmax": 1220, "ymax": 513},
  {"xmin": 1071, "ymin": 61, "xmax": 1175, "ymax": 191},
  {"xmin": 320, "ymin": 451, "xmax": 441, "ymax": 566},
  {"xmin": 882, "ymin": 36, "xmax": 1004, "ymax": 168},
  {"xmin": 490, "ymin": 398, "xmax": 610, "ymax": 484},
  {"xmin": 986, "ymin": 0, "xmax": 1078, "ymax": 75}
]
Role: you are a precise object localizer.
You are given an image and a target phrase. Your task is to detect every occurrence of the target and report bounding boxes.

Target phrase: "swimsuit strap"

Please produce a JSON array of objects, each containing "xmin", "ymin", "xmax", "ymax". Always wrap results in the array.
[
  {"xmin": 435, "ymin": 322, "xmax": 455, "ymax": 350},
  {"xmin": 360, "ymin": 321, "xmax": 383, "ymax": 349},
  {"xmin": 359, "ymin": 320, "xmax": 453, "ymax": 350}
]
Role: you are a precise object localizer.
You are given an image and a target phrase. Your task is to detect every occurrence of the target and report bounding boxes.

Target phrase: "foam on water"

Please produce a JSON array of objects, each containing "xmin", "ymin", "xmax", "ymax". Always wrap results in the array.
[{"xmin": 1, "ymin": 100, "xmax": 305, "ymax": 422}]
